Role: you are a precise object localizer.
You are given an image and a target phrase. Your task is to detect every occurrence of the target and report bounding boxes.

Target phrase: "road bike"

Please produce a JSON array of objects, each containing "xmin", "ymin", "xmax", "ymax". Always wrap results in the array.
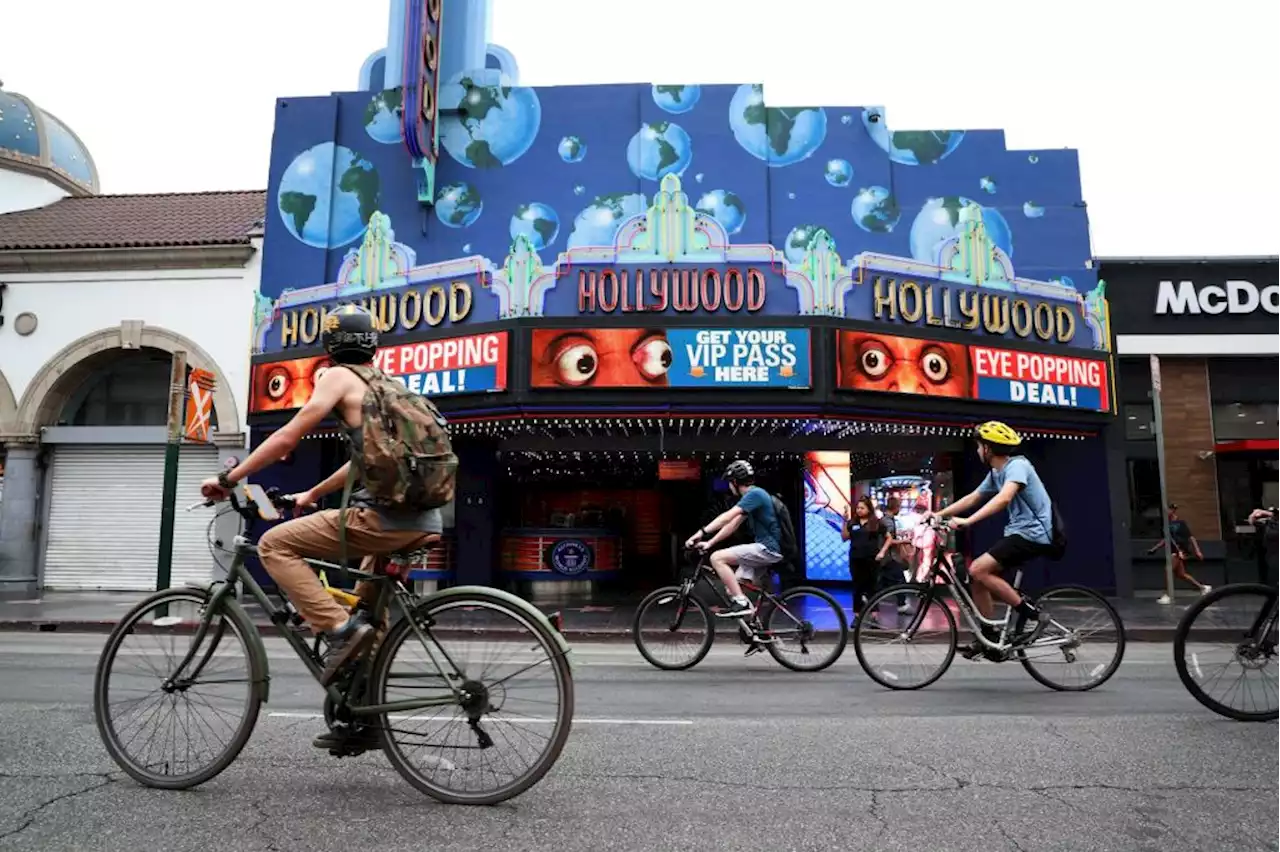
[
  {"xmin": 633, "ymin": 547, "xmax": 848, "ymax": 672},
  {"xmin": 92, "ymin": 483, "xmax": 574, "ymax": 805},
  {"xmin": 852, "ymin": 517, "xmax": 1126, "ymax": 691},
  {"xmin": 1172, "ymin": 511, "xmax": 1278, "ymax": 721}
]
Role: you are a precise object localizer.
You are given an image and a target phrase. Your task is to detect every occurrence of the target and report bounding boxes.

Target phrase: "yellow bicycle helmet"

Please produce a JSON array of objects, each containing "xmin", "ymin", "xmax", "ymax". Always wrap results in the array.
[{"xmin": 975, "ymin": 420, "xmax": 1022, "ymax": 447}]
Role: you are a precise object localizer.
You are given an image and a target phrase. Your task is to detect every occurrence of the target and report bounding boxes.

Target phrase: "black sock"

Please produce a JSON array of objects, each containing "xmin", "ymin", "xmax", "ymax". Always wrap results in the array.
[{"xmin": 1014, "ymin": 599, "xmax": 1039, "ymax": 619}]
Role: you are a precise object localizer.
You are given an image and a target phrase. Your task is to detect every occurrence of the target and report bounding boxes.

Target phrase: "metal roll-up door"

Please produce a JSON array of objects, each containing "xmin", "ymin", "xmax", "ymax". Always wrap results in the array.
[{"xmin": 43, "ymin": 445, "xmax": 222, "ymax": 591}]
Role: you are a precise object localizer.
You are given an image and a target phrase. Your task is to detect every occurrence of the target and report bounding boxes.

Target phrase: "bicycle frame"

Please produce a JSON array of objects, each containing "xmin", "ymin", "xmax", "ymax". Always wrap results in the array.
[
  {"xmin": 166, "ymin": 533, "xmax": 465, "ymax": 721},
  {"xmin": 676, "ymin": 555, "xmax": 802, "ymax": 636}
]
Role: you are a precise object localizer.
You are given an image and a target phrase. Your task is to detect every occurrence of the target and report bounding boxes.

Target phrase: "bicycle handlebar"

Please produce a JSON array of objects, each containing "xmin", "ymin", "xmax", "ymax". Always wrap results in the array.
[{"xmin": 186, "ymin": 485, "xmax": 296, "ymax": 518}]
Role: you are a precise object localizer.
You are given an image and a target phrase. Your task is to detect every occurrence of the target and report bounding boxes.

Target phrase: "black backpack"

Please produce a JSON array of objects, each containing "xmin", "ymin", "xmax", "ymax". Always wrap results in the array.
[
  {"xmin": 1016, "ymin": 491, "xmax": 1067, "ymax": 560},
  {"xmin": 771, "ymin": 494, "xmax": 801, "ymax": 576}
]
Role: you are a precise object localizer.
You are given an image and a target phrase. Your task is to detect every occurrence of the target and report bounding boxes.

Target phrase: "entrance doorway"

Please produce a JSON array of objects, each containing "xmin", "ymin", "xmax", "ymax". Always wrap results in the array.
[{"xmin": 495, "ymin": 451, "xmax": 801, "ymax": 595}]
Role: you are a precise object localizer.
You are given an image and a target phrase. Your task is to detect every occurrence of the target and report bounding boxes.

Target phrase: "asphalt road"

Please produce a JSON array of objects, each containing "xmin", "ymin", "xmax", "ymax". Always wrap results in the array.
[{"xmin": 0, "ymin": 635, "xmax": 1275, "ymax": 852}]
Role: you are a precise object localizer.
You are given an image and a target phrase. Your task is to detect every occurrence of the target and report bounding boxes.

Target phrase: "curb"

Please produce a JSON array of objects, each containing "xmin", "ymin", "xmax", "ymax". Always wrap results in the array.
[{"xmin": 0, "ymin": 619, "xmax": 1247, "ymax": 643}]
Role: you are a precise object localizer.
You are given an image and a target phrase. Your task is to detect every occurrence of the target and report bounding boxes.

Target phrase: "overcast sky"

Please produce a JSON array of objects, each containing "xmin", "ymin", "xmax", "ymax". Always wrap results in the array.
[{"xmin": 3, "ymin": 0, "xmax": 1277, "ymax": 257}]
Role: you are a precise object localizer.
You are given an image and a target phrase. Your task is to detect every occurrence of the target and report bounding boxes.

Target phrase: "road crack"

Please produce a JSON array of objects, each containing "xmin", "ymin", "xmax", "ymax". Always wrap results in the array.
[
  {"xmin": 0, "ymin": 773, "xmax": 115, "ymax": 841},
  {"xmin": 247, "ymin": 800, "xmax": 282, "ymax": 852}
]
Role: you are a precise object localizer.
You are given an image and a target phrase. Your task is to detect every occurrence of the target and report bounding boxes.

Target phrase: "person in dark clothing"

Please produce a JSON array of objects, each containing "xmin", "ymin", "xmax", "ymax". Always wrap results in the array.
[
  {"xmin": 1148, "ymin": 504, "xmax": 1209, "ymax": 594},
  {"xmin": 843, "ymin": 496, "xmax": 889, "ymax": 613}
]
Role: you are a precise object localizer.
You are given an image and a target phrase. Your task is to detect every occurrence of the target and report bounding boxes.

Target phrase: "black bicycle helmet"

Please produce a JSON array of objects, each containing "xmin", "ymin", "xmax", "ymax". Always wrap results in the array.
[
  {"xmin": 321, "ymin": 304, "xmax": 379, "ymax": 364},
  {"xmin": 724, "ymin": 459, "xmax": 755, "ymax": 484}
]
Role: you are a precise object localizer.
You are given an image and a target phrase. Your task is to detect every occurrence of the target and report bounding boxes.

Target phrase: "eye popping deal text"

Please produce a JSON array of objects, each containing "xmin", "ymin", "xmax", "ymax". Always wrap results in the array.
[
  {"xmin": 685, "ymin": 329, "xmax": 798, "ymax": 383},
  {"xmin": 972, "ymin": 347, "xmax": 1106, "ymax": 409}
]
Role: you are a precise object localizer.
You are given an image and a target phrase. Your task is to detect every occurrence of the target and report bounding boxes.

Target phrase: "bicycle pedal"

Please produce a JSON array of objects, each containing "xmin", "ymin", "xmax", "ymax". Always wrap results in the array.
[{"xmin": 744, "ymin": 644, "xmax": 766, "ymax": 657}]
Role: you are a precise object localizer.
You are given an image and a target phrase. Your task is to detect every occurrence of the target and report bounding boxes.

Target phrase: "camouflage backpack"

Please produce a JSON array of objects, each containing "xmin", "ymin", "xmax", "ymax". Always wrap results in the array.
[{"xmin": 340, "ymin": 364, "xmax": 458, "ymax": 513}]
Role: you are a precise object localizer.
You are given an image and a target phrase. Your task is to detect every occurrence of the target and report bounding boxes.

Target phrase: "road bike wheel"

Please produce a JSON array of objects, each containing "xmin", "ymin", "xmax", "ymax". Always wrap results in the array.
[
  {"xmin": 370, "ymin": 590, "xmax": 574, "ymax": 805},
  {"xmin": 1015, "ymin": 585, "xmax": 1126, "ymax": 692},
  {"xmin": 1173, "ymin": 583, "xmax": 1278, "ymax": 722},
  {"xmin": 633, "ymin": 585, "xmax": 715, "ymax": 671},
  {"xmin": 93, "ymin": 588, "xmax": 263, "ymax": 789},
  {"xmin": 761, "ymin": 586, "xmax": 848, "ymax": 672},
  {"xmin": 853, "ymin": 584, "xmax": 957, "ymax": 690}
]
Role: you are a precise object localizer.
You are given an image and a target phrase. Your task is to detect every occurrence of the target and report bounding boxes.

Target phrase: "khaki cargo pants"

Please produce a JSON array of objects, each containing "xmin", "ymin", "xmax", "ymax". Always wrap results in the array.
[{"xmin": 257, "ymin": 508, "xmax": 436, "ymax": 635}]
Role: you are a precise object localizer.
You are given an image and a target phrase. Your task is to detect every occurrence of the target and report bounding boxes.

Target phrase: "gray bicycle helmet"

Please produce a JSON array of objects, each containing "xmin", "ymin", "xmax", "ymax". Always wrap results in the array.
[{"xmin": 723, "ymin": 459, "xmax": 755, "ymax": 483}]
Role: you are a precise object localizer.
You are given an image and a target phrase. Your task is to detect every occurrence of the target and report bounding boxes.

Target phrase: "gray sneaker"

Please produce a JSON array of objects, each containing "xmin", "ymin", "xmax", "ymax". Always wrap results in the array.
[{"xmin": 319, "ymin": 614, "xmax": 374, "ymax": 686}]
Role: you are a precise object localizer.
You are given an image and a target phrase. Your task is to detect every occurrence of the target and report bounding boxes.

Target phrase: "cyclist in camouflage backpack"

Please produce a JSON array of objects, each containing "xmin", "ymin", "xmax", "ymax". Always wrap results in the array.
[{"xmin": 201, "ymin": 304, "xmax": 449, "ymax": 755}]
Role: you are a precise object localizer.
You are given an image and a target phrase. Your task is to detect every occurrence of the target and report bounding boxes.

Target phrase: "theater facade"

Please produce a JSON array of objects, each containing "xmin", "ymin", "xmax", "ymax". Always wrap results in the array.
[{"xmin": 246, "ymin": 0, "xmax": 1117, "ymax": 597}]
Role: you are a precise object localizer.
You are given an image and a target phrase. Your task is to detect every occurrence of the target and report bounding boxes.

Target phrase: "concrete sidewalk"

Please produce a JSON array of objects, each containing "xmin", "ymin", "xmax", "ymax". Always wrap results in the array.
[{"xmin": 0, "ymin": 587, "xmax": 1268, "ymax": 641}]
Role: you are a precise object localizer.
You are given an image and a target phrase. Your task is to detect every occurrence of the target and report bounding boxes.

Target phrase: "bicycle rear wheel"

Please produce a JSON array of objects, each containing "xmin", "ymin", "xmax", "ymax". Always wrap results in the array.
[
  {"xmin": 1173, "ymin": 583, "xmax": 1278, "ymax": 722},
  {"xmin": 93, "ymin": 588, "xmax": 263, "ymax": 789},
  {"xmin": 633, "ymin": 585, "xmax": 715, "ymax": 670},
  {"xmin": 762, "ymin": 586, "xmax": 848, "ymax": 672},
  {"xmin": 1015, "ymin": 585, "xmax": 1125, "ymax": 692},
  {"xmin": 853, "ymin": 584, "xmax": 957, "ymax": 690},
  {"xmin": 371, "ymin": 589, "xmax": 574, "ymax": 805}
]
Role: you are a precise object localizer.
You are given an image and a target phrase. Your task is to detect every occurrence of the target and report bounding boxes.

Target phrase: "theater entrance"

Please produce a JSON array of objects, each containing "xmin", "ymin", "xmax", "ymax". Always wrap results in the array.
[{"xmin": 494, "ymin": 450, "xmax": 801, "ymax": 597}]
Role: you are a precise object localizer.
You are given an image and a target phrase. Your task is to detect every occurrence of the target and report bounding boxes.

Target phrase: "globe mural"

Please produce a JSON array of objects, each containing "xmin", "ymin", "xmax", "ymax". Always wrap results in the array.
[
  {"xmin": 567, "ymin": 192, "xmax": 648, "ymax": 249},
  {"xmin": 824, "ymin": 159, "xmax": 853, "ymax": 187},
  {"xmin": 439, "ymin": 70, "xmax": 542, "ymax": 168},
  {"xmin": 435, "ymin": 182, "xmax": 483, "ymax": 228},
  {"xmin": 784, "ymin": 224, "xmax": 827, "ymax": 264},
  {"xmin": 851, "ymin": 186, "xmax": 901, "ymax": 233},
  {"xmin": 729, "ymin": 84, "xmax": 827, "ymax": 167},
  {"xmin": 364, "ymin": 88, "xmax": 402, "ymax": 145},
  {"xmin": 276, "ymin": 142, "xmax": 380, "ymax": 249},
  {"xmin": 908, "ymin": 196, "xmax": 1013, "ymax": 264},
  {"xmin": 626, "ymin": 122, "xmax": 692, "ymax": 181},
  {"xmin": 652, "ymin": 84, "xmax": 701, "ymax": 114},
  {"xmin": 510, "ymin": 202, "xmax": 560, "ymax": 249},
  {"xmin": 558, "ymin": 135, "xmax": 586, "ymax": 163},
  {"xmin": 694, "ymin": 189, "xmax": 746, "ymax": 235},
  {"xmin": 861, "ymin": 110, "xmax": 965, "ymax": 166}
]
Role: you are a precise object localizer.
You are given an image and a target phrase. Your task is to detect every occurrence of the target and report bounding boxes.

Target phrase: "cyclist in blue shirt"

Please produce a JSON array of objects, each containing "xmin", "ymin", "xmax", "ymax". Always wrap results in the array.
[
  {"xmin": 685, "ymin": 460, "xmax": 783, "ymax": 618},
  {"xmin": 931, "ymin": 421, "xmax": 1053, "ymax": 657}
]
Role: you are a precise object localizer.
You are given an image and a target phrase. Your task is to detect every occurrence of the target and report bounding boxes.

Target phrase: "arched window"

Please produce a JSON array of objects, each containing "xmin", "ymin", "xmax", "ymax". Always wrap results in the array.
[{"xmin": 57, "ymin": 349, "xmax": 219, "ymax": 430}]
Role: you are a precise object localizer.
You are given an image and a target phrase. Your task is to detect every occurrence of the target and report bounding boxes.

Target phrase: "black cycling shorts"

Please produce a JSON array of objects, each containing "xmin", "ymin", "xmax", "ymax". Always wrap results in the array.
[{"xmin": 986, "ymin": 534, "xmax": 1055, "ymax": 570}]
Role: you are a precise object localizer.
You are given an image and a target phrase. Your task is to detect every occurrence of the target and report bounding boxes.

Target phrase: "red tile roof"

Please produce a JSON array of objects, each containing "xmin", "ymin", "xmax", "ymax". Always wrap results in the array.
[{"xmin": 0, "ymin": 190, "xmax": 266, "ymax": 250}]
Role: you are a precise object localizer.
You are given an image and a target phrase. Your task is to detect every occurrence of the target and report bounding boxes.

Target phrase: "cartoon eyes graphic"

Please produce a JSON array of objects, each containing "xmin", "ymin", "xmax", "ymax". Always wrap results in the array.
[
  {"xmin": 632, "ymin": 335, "xmax": 672, "ymax": 381},
  {"xmin": 554, "ymin": 340, "xmax": 598, "ymax": 386},
  {"xmin": 919, "ymin": 346, "xmax": 951, "ymax": 383},
  {"xmin": 264, "ymin": 367, "xmax": 291, "ymax": 400},
  {"xmin": 856, "ymin": 339, "xmax": 953, "ymax": 385}
]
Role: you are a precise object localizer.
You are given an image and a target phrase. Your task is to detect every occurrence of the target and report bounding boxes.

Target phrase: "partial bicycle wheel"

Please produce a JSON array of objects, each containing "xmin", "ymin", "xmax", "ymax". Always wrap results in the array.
[
  {"xmin": 370, "ymin": 590, "xmax": 574, "ymax": 805},
  {"xmin": 93, "ymin": 588, "xmax": 264, "ymax": 789},
  {"xmin": 761, "ymin": 586, "xmax": 848, "ymax": 672},
  {"xmin": 853, "ymin": 584, "xmax": 957, "ymax": 690},
  {"xmin": 1173, "ymin": 583, "xmax": 1278, "ymax": 722},
  {"xmin": 633, "ymin": 585, "xmax": 715, "ymax": 670},
  {"xmin": 1015, "ymin": 585, "xmax": 1126, "ymax": 692}
]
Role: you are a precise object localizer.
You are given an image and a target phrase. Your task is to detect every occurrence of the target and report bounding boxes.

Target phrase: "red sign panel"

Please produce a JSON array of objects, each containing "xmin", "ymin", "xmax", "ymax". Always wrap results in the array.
[{"xmin": 658, "ymin": 459, "xmax": 702, "ymax": 481}]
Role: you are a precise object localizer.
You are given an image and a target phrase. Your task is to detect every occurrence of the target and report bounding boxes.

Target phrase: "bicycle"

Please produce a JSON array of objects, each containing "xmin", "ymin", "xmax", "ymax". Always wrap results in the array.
[
  {"xmin": 92, "ymin": 483, "xmax": 574, "ymax": 805},
  {"xmin": 1172, "ymin": 511, "xmax": 1277, "ymax": 721},
  {"xmin": 852, "ymin": 517, "xmax": 1126, "ymax": 691},
  {"xmin": 632, "ymin": 546, "xmax": 848, "ymax": 672}
]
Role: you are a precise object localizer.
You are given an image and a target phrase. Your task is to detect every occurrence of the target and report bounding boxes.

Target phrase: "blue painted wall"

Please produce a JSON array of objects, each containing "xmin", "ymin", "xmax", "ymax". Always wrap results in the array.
[{"xmin": 260, "ymin": 82, "xmax": 1096, "ymax": 307}]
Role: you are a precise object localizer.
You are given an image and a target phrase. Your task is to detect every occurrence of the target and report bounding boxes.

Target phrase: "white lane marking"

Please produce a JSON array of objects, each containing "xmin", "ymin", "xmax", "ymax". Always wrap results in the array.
[{"xmin": 266, "ymin": 711, "xmax": 693, "ymax": 725}]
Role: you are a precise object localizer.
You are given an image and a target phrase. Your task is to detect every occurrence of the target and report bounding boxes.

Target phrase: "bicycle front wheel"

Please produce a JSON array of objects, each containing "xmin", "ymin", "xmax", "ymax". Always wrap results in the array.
[
  {"xmin": 633, "ymin": 585, "xmax": 715, "ymax": 670},
  {"xmin": 93, "ymin": 588, "xmax": 263, "ymax": 789},
  {"xmin": 762, "ymin": 586, "xmax": 848, "ymax": 672},
  {"xmin": 853, "ymin": 584, "xmax": 957, "ymax": 690},
  {"xmin": 371, "ymin": 590, "xmax": 574, "ymax": 805},
  {"xmin": 1173, "ymin": 583, "xmax": 1278, "ymax": 722},
  {"xmin": 1016, "ymin": 585, "xmax": 1126, "ymax": 692}
]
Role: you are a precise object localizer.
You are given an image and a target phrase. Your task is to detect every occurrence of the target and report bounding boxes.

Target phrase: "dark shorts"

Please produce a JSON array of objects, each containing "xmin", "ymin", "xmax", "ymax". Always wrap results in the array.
[{"xmin": 986, "ymin": 534, "xmax": 1055, "ymax": 570}]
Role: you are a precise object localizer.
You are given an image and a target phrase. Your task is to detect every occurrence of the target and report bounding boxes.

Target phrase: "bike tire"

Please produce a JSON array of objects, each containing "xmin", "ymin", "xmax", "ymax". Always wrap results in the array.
[
  {"xmin": 633, "ymin": 586, "xmax": 715, "ymax": 671},
  {"xmin": 371, "ymin": 589, "xmax": 574, "ymax": 805},
  {"xmin": 1016, "ymin": 585, "xmax": 1126, "ymax": 692},
  {"xmin": 853, "ymin": 583, "xmax": 957, "ymax": 690},
  {"xmin": 763, "ymin": 585, "xmax": 848, "ymax": 672},
  {"xmin": 93, "ymin": 587, "xmax": 264, "ymax": 790},
  {"xmin": 1173, "ymin": 582, "xmax": 1278, "ymax": 722}
]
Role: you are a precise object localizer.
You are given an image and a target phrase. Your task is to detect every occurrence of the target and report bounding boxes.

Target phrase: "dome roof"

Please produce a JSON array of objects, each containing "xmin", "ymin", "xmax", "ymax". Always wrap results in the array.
[{"xmin": 0, "ymin": 81, "xmax": 99, "ymax": 195}]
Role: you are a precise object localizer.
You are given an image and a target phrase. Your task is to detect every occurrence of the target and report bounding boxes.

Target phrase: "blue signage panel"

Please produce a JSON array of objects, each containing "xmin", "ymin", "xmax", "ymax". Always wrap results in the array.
[
  {"xmin": 548, "ymin": 539, "xmax": 594, "ymax": 576},
  {"xmin": 665, "ymin": 328, "xmax": 810, "ymax": 388}
]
